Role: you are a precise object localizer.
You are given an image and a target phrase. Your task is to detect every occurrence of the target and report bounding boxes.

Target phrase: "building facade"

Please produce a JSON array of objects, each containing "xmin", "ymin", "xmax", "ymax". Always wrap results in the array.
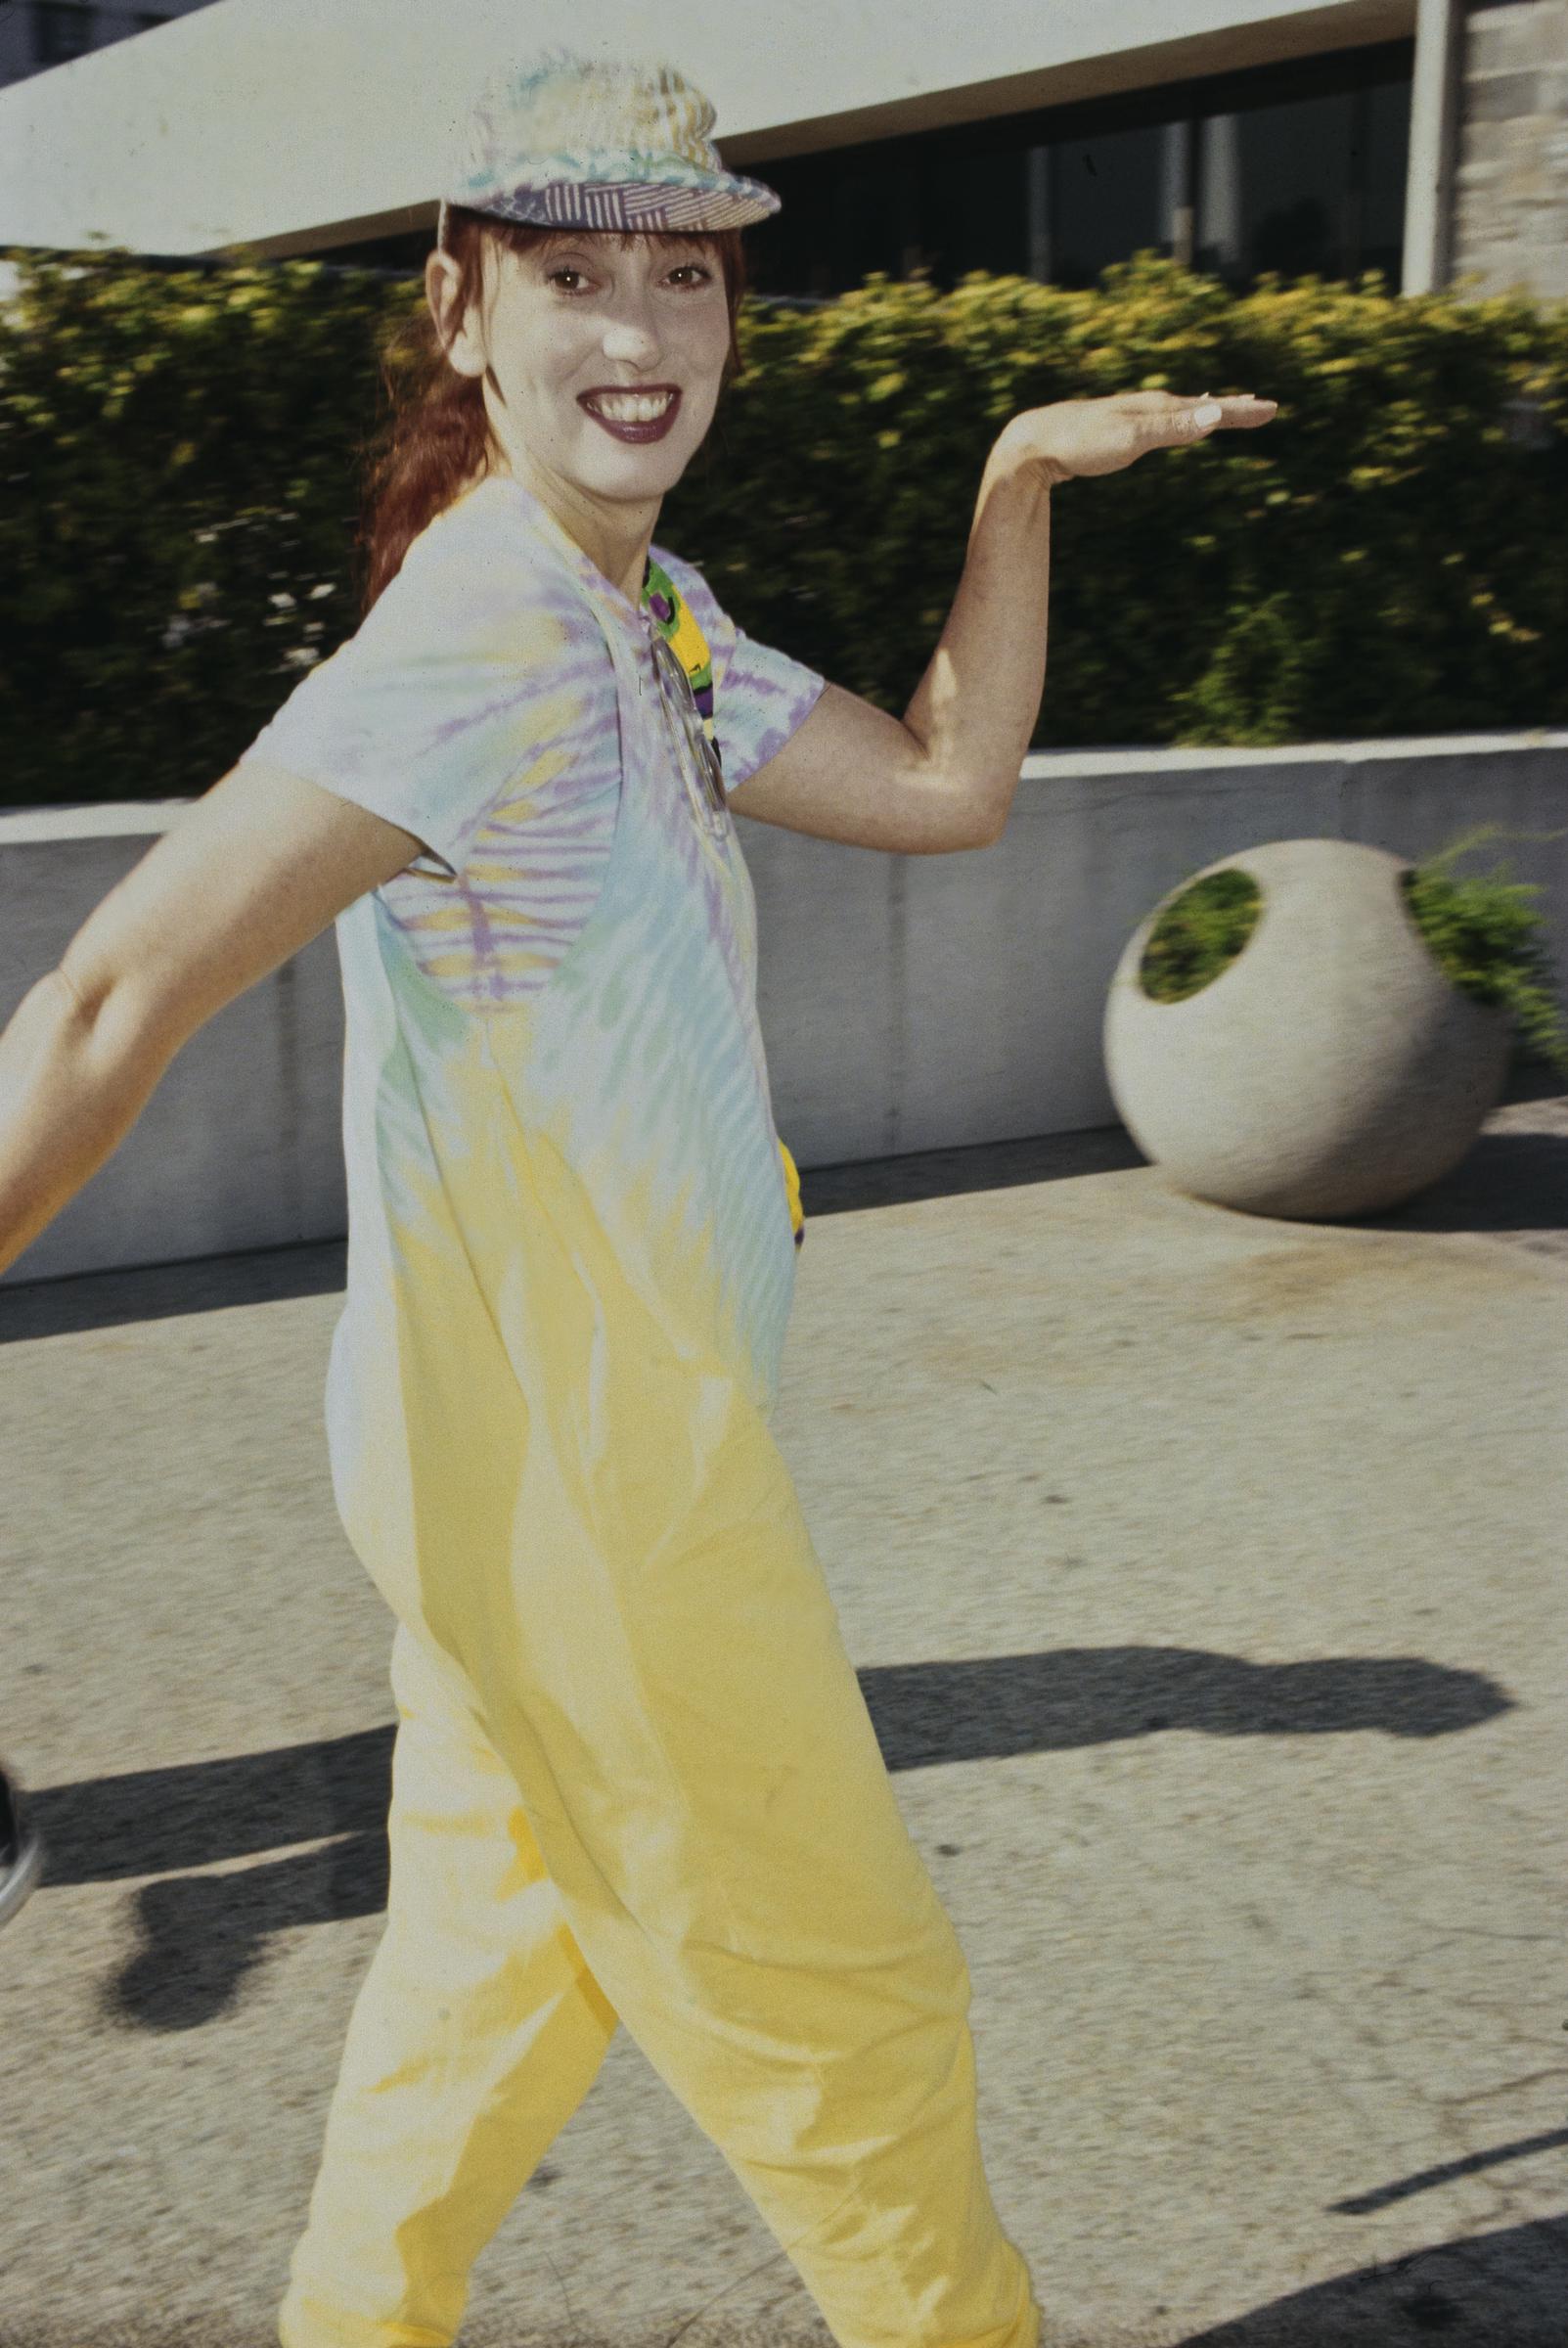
[
  {"xmin": 319, "ymin": 35, "xmax": 1419, "ymax": 300},
  {"xmin": 0, "ymin": 0, "xmax": 1562, "ymax": 302}
]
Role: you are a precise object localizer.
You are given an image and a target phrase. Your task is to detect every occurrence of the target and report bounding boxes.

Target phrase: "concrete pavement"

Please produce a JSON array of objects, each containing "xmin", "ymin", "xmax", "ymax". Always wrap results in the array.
[{"xmin": 2, "ymin": 1075, "xmax": 1565, "ymax": 2348}]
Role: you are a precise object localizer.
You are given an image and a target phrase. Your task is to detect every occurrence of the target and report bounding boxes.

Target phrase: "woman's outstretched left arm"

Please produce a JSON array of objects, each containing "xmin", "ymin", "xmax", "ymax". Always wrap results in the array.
[{"xmin": 729, "ymin": 389, "xmax": 1277, "ymax": 854}]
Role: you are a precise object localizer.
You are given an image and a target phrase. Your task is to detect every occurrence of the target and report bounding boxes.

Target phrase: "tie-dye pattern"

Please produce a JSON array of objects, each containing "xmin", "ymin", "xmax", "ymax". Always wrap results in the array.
[
  {"xmin": 239, "ymin": 472, "xmax": 823, "ymax": 1430},
  {"xmin": 444, "ymin": 48, "xmax": 783, "ymax": 231}
]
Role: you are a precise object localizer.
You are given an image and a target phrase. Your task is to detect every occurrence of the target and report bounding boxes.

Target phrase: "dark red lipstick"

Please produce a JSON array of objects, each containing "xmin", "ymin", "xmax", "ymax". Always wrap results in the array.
[{"xmin": 577, "ymin": 384, "xmax": 682, "ymax": 444}]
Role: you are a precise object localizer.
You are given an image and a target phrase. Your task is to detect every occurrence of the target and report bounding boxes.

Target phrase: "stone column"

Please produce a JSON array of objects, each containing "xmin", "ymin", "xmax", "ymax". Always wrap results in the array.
[{"xmin": 1451, "ymin": 0, "xmax": 1568, "ymax": 298}]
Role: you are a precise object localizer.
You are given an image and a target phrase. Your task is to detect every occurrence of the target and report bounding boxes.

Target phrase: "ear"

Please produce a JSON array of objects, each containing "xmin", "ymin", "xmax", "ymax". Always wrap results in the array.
[{"xmin": 425, "ymin": 248, "xmax": 487, "ymax": 380}]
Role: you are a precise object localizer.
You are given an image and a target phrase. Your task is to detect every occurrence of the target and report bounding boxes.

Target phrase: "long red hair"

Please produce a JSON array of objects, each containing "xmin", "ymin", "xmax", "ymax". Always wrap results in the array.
[{"xmin": 358, "ymin": 206, "xmax": 748, "ymax": 615}]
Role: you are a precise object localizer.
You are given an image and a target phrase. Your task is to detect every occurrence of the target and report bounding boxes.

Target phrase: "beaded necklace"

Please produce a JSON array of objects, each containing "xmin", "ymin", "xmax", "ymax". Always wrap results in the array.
[{"xmin": 641, "ymin": 554, "xmax": 722, "ymax": 773}]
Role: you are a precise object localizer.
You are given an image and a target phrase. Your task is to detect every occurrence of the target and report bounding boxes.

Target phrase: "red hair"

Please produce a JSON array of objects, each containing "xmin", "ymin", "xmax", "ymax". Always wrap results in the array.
[{"xmin": 358, "ymin": 206, "xmax": 748, "ymax": 614}]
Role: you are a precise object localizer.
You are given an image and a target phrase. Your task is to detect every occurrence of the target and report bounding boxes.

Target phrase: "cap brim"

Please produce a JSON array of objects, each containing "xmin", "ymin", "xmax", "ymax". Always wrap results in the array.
[{"xmin": 460, "ymin": 174, "xmax": 782, "ymax": 232}]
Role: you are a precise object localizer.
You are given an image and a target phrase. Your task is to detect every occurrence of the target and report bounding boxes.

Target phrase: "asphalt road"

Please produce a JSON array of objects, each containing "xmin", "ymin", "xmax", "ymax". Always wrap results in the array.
[{"xmin": 2, "ymin": 1081, "xmax": 1565, "ymax": 2348}]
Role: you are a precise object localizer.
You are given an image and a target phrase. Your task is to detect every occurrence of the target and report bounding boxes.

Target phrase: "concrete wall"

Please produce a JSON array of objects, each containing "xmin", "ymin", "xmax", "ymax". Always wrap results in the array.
[{"xmin": 3, "ymin": 730, "xmax": 1564, "ymax": 1288}]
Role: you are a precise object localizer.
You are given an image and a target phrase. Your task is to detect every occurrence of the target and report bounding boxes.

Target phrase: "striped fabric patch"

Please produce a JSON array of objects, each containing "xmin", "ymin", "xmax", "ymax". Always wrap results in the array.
[{"xmin": 493, "ymin": 178, "xmax": 775, "ymax": 230}]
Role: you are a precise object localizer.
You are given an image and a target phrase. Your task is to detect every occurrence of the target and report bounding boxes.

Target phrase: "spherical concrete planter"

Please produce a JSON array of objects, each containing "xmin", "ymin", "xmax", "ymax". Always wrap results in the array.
[{"xmin": 1102, "ymin": 837, "xmax": 1514, "ymax": 1220}]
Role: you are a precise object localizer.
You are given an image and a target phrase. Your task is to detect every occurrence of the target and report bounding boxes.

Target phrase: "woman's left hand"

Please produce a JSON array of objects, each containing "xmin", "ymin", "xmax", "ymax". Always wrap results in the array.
[{"xmin": 993, "ymin": 389, "xmax": 1278, "ymax": 485}]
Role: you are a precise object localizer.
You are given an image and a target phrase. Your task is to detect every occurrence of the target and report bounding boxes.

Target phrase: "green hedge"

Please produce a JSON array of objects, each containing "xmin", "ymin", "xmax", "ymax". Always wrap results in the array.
[{"xmin": 3, "ymin": 245, "xmax": 1566, "ymax": 811}]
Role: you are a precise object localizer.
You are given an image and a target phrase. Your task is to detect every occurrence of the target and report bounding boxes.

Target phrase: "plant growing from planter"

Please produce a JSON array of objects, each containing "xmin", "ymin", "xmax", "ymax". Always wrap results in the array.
[
  {"xmin": 1398, "ymin": 826, "xmax": 1568, "ymax": 1077},
  {"xmin": 1140, "ymin": 826, "xmax": 1567, "ymax": 1076},
  {"xmin": 1102, "ymin": 827, "xmax": 1567, "ymax": 1221}
]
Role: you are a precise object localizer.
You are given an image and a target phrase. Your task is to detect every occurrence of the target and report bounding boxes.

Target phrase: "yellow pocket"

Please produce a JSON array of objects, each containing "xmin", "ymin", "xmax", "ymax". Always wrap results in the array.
[{"xmin": 778, "ymin": 1139, "xmax": 804, "ymax": 1243}]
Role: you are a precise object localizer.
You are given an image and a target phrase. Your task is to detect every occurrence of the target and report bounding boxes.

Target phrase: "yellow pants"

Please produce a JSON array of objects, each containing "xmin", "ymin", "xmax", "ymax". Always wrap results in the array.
[{"xmin": 279, "ymin": 1440, "xmax": 1041, "ymax": 2348}]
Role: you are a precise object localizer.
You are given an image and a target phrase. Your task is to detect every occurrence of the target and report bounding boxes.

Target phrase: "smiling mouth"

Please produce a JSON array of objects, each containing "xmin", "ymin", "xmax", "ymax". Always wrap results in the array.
[{"xmin": 578, "ymin": 385, "xmax": 682, "ymax": 441}]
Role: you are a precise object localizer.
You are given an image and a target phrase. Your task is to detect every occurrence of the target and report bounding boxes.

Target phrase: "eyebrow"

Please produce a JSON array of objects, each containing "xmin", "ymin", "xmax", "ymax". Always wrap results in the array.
[{"xmin": 535, "ymin": 234, "xmax": 713, "ymax": 261}]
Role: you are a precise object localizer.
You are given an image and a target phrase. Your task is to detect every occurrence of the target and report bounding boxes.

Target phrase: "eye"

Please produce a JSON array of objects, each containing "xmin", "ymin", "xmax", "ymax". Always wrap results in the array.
[
  {"xmin": 669, "ymin": 263, "xmax": 713, "ymax": 287},
  {"xmin": 545, "ymin": 266, "xmax": 588, "ymax": 292}
]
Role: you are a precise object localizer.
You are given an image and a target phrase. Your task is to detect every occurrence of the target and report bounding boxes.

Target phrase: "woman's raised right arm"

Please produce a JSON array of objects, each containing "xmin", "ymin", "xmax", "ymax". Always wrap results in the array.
[{"xmin": 0, "ymin": 759, "xmax": 433, "ymax": 1281}]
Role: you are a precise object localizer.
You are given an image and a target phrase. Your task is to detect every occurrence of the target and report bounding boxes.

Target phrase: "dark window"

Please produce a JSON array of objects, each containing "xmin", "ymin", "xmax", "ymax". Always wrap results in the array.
[
  {"xmin": 30, "ymin": 3, "xmax": 95, "ymax": 66},
  {"xmin": 922, "ymin": 139, "xmax": 1031, "ymax": 285},
  {"xmin": 1046, "ymin": 121, "xmax": 1173, "ymax": 289},
  {"xmin": 742, "ymin": 40, "xmax": 1411, "ymax": 302},
  {"xmin": 1196, "ymin": 78, "xmax": 1411, "ymax": 288},
  {"xmin": 1358, "ymin": 79, "xmax": 1414, "ymax": 286}
]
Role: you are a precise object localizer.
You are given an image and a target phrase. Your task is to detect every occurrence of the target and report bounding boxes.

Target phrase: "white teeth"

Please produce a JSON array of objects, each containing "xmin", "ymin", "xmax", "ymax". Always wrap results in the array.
[{"xmin": 588, "ymin": 390, "xmax": 674, "ymax": 424}]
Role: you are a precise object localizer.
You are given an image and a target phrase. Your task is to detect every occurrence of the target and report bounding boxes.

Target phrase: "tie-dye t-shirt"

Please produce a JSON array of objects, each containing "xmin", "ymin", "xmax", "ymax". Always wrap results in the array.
[{"xmin": 237, "ymin": 474, "xmax": 827, "ymax": 1654}]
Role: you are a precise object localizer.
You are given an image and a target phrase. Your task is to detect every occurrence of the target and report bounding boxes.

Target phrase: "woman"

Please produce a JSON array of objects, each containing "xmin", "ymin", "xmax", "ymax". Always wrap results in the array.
[
  {"xmin": 0, "ymin": 47, "xmax": 1275, "ymax": 2348},
  {"xmin": 0, "ymin": 1761, "xmax": 42, "ymax": 1930}
]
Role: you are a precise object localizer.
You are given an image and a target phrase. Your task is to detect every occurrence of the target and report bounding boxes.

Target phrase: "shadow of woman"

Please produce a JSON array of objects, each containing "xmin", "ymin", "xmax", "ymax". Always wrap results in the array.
[
  {"xmin": 53, "ymin": 1641, "xmax": 1513, "ymax": 2032},
  {"xmin": 1177, "ymin": 2209, "xmax": 1566, "ymax": 2345}
]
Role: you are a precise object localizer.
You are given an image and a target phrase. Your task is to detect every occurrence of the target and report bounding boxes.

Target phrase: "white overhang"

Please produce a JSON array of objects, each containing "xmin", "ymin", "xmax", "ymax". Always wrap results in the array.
[{"xmin": 0, "ymin": 0, "xmax": 1415, "ymax": 258}]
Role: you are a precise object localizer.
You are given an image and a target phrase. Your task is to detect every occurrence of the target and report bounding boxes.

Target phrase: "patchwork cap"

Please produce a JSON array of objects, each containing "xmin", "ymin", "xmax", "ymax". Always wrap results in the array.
[{"xmin": 439, "ymin": 48, "xmax": 783, "ymax": 236}]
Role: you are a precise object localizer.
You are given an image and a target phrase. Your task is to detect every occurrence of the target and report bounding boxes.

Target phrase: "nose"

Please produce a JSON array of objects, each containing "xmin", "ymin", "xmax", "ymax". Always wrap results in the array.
[{"xmin": 599, "ymin": 287, "xmax": 662, "ymax": 369}]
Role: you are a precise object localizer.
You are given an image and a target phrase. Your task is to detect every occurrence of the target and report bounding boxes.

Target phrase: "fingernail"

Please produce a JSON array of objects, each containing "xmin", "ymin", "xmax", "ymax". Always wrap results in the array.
[{"xmin": 1193, "ymin": 402, "xmax": 1222, "ymax": 429}]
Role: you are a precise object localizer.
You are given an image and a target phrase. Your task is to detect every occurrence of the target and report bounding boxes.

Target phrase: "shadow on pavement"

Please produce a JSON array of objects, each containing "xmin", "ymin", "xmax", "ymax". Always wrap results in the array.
[
  {"xmin": 3, "ymin": 1068, "xmax": 1560, "ymax": 1343},
  {"xmin": 1327, "ymin": 2127, "xmax": 1568, "ymax": 2216},
  {"xmin": 1174, "ymin": 2210, "xmax": 1567, "ymax": 2345},
  {"xmin": 804, "ymin": 1063, "xmax": 1567, "ymax": 1229},
  {"xmin": 27, "ymin": 1643, "xmax": 1511, "ymax": 2032},
  {"xmin": 1348, "ymin": 1123, "xmax": 1568, "ymax": 1241},
  {"xmin": 0, "ymin": 1233, "xmax": 349, "ymax": 1341},
  {"xmin": 0, "ymin": 1130, "xmax": 1141, "ymax": 1341}
]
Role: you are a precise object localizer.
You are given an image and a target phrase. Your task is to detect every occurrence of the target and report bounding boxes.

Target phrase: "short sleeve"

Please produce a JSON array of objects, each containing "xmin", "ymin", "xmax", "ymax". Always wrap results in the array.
[
  {"xmin": 238, "ymin": 496, "xmax": 591, "ymax": 880},
  {"xmin": 653, "ymin": 550, "xmax": 827, "ymax": 795}
]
